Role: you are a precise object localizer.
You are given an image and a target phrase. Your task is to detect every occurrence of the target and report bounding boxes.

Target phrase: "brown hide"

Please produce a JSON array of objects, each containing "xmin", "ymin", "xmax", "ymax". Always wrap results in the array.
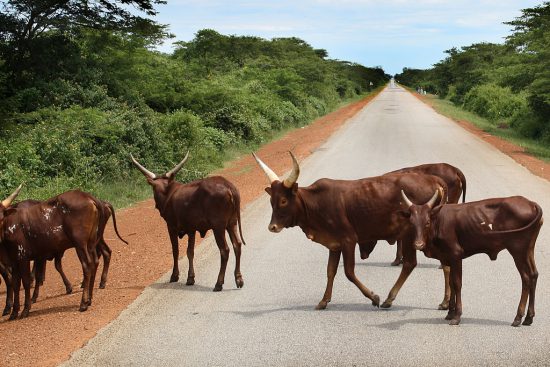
[
  {"xmin": 0, "ymin": 190, "xmax": 103, "ymax": 319},
  {"xmin": 403, "ymin": 195, "xmax": 543, "ymax": 326}
]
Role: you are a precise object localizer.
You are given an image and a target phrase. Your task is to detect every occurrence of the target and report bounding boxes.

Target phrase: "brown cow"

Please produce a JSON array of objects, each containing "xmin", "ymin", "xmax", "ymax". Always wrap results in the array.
[
  {"xmin": 253, "ymin": 152, "xmax": 447, "ymax": 310},
  {"xmin": 0, "ymin": 188, "xmax": 103, "ymax": 319},
  {"xmin": 385, "ymin": 163, "xmax": 467, "ymax": 266},
  {"xmin": 400, "ymin": 191, "xmax": 543, "ymax": 326},
  {"xmin": 27, "ymin": 199, "xmax": 128, "ymax": 305},
  {"xmin": 131, "ymin": 152, "xmax": 245, "ymax": 291}
]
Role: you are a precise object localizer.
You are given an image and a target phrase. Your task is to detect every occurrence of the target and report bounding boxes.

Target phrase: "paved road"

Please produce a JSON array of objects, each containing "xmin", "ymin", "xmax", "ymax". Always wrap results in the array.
[{"xmin": 63, "ymin": 86, "xmax": 550, "ymax": 366}]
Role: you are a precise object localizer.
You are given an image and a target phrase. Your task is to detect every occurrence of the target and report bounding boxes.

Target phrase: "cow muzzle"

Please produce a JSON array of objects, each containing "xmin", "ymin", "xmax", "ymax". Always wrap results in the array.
[
  {"xmin": 268, "ymin": 223, "xmax": 282, "ymax": 233},
  {"xmin": 414, "ymin": 241, "xmax": 425, "ymax": 251}
]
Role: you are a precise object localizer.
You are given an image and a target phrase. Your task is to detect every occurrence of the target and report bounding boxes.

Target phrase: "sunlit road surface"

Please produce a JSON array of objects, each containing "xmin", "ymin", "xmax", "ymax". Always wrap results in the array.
[{"xmin": 63, "ymin": 86, "xmax": 550, "ymax": 366}]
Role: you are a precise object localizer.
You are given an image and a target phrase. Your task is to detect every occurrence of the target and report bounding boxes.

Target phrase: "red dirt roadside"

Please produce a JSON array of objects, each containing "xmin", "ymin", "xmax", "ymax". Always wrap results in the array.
[{"xmin": 0, "ymin": 92, "xmax": 381, "ymax": 367}]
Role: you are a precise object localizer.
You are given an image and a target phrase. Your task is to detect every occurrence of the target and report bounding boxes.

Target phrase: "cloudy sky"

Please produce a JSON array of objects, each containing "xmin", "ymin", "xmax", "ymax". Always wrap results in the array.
[{"xmin": 150, "ymin": 0, "xmax": 543, "ymax": 75}]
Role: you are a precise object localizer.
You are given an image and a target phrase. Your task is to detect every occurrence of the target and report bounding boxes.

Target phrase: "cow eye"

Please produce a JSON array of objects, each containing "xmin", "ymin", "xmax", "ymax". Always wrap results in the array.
[{"xmin": 280, "ymin": 198, "xmax": 288, "ymax": 206}]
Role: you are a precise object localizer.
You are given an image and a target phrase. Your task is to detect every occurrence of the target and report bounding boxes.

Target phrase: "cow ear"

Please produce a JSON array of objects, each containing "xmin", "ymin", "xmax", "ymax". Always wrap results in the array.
[
  {"xmin": 396, "ymin": 210, "xmax": 411, "ymax": 218},
  {"xmin": 291, "ymin": 182, "xmax": 298, "ymax": 195},
  {"xmin": 4, "ymin": 208, "xmax": 17, "ymax": 217},
  {"xmin": 430, "ymin": 205, "xmax": 443, "ymax": 218},
  {"xmin": 264, "ymin": 187, "xmax": 272, "ymax": 196},
  {"xmin": 146, "ymin": 177, "xmax": 155, "ymax": 186}
]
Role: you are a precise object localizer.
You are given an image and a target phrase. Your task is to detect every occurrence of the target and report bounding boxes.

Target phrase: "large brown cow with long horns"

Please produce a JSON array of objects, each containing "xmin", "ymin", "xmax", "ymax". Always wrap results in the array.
[
  {"xmin": 400, "ymin": 191, "xmax": 543, "ymax": 326},
  {"xmin": 0, "ymin": 187, "xmax": 104, "ymax": 319},
  {"xmin": 131, "ymin": 152, "xmax": 245, "ymax": 291},
  {"xmin": 253, "ymin": 152, "xmax": 447, "ymax": 310}
]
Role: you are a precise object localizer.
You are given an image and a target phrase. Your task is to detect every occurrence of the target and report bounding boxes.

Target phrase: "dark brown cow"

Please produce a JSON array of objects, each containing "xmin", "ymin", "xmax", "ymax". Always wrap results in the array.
[
  {"xmin": 400, "ymin": 191, "xmax": 543, "ymax": 326},
  {"xmin": 385, "ymin": 163, "xmax": 467, "ymax": 266},
  {"xmin": 27, "ymin": 199, "xmax": 128, "ymax": 304},
  {"xmin": 0, "ymin": 188, "xmax": 103, "ymax": 319},
  {"xmin": 131, "ymin": 152, "xmax": 245, "ymax": 291},
  {"xmin": 253, "ymin": 152, "xmax": 447, "ymax": 310}
]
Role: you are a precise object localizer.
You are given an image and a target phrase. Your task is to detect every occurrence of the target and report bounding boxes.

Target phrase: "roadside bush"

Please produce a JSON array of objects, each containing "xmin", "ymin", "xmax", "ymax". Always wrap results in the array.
[{"xmin": 463, "ymin": 83, "xmax": 528, "ymax": 123}]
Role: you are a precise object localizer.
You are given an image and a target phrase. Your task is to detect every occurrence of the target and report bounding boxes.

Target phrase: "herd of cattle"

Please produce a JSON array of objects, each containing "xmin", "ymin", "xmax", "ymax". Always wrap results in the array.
[{"xmin": 0, "ymin": 151, "xmax": 543, "ymax": 328}]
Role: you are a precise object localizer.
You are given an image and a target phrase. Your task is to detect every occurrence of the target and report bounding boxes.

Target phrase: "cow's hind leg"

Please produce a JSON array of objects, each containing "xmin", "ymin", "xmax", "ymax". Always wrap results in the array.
[
  {"xmin": 342, "ymin": 245, "xmax": 379, "ymax": 307},
  {"xmin": 186, "ymin": 233, "xmax": 196, "ymax": 286},
  {"xmin": 74, "ymin": 246, "xmax": 92, "ymax": 311},
  {"xmin": 168, "ymin": 227, "xmax": 180, "ymax": 283},
  {"xmin": 511, "ymin": 252, "xmax": 531, "ymax": 327},
  {"xmin": 54, "ymin": 253, "xmax": 73, "ymax": 294},
  {"xmin": 0, "ymin": 263, "xmax": 13, "ymax": 316},
  {"xmin": 523, "ymin": 250, "xmax": 538, "ymax": 326},
  {"xmin": 19, "ymin": 261, "xmax": 33, "ymax": 318},
  {"xmin": 31, "ymin": 259, "xmax": 46, "ymax": 303},
  {"xmin": 98, "ymin": 241, "xmax": 111, "ymax": 289},
  {"xmin": 213, "ymin": 228, "xmax": 230, "ymax": 292},
  {"xmin": 227, "ymin": 223, "xmax": 244, "ymax": 288},
  {"xmin": 316, "ymin": 250, "xmax": 341, "ymax": 310}
]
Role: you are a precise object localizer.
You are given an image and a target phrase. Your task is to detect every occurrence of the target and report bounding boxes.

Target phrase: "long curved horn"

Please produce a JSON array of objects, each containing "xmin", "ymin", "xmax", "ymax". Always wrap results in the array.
[
  {"xmin": 2, "ymin": 183, "xmax": 23, "ymax": 208},
  {"xmin": 130, "ymin": 154, "xmax": 157, "ymax": 179},
  {"xmin": 252, "ymin": 152, "xmax": 280, "ymax": 184},
  {"xmin": 401, "ymin": 190, "xmax": 414, "ymax": 208},
  {"xmin": 283, "ymin": 151, "xmax": 300, "ymax": 188},
  {"xmin": 165, "ymin": 151, "xmax": 189, "ymax": 178},
  {"xmin": 425, "ymin": 190, "xmax": 440, "ymax": 209}
]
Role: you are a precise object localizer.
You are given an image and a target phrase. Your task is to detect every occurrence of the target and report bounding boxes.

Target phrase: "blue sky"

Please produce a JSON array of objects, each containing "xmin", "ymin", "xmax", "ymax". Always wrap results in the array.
[{"xmin": 148, "ymin": 0, "xmax": 543, "ymax": 75}]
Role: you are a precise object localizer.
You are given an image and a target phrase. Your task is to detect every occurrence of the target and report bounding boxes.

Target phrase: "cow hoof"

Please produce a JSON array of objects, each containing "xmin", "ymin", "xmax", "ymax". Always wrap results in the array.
[
  {"xmin": 522, "ymin": 316, "xmax": 533, "ymax": 326},
  {"xmin": 186, "ymin": 278, "xmax": 195, "ymax": 286},
  {"xmin": 99, "ymin": 283, "xmax": 106, "ymax": 290},
  {"xmin": 316, "ymin": 301, "xmax": 328, "ymax": 310},
  {"xmin": 213, "ymin": 283, "xmax": 223, "ymax": 292},
  {"xmin": 438, "ymin": 302, "xmax": 449, "ymax": 310},
  {"xmin": 31, "ymin": 297, "xmax": 37, "ymax": 304},
  {"xmin": 170, "ymin": 274, "xmax": 179, "ymax": 283},
  {"xmin": 390, "ymin": 259, "xmax": 401, "ymax": 266},
  {"xmin": 235, "ymin": 278, "xmax": 244, "ymax": 288},
  {"xmin": 449, "ymin": 319, "xmax": 460, "ymax": 326},
  {"xmin": 511, "ymin": 318, "xmax": 522, "ymax": 327},
  {"xmin": 79, "ymin": 304, "xmax": 89, "ymax": 312},
  {"xmin": 20, "ymin": 309, "xmax": 29, "ymax": 319},
  {"xmin": 2, "ymin": 307, "xmax": 11, "ymax": 316},
  {"xmin": 8, "ymin": 313, "xmax": 18, "ymax": 321},
  {"xmin": 372, "ymin": 295, "xmax": 380, "ymax": 307},
  {"xmin": 380, "ymin": 299, "xmax": 392, "ymax": 309},
  {"xmin": 66, "ymin": 286, "xmax": 73, "ymax": 294},
  {"xmin": 445, "ymin": 313, "xmax": 454, "ymax": 321}
]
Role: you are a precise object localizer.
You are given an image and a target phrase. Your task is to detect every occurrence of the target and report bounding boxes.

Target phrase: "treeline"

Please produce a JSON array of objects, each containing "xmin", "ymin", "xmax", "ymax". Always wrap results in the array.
[
  {"xmin": 0, "ymin": 1, "xmax": 388, "ymax": 200},
  {"xmin": 396, "ymin": 2, "xmax": 549, "ymax": 142}
]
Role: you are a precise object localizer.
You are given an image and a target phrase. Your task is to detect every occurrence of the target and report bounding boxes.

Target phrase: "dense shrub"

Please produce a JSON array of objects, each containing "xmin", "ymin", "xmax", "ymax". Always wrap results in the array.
[{"xmin": 463, "ymin": 84, "xmax": 528, "ymax": 123}]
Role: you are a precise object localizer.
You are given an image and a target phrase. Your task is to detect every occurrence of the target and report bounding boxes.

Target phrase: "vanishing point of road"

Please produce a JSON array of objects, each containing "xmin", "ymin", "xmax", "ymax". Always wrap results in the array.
[{"xmin": 63, "ymin": 86, "xmax": 550, "ymax": 366}]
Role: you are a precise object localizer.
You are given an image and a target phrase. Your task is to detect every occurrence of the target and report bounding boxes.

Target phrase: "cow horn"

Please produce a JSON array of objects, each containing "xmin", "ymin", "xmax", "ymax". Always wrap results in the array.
[
  {"xmin": 165, "ymin": 151, "xmax": 189, "ymax": 178},
  {"xmin": 425, "ymin": 190, "xmax": 440, "ymax": 209},
  {"xmin": 283, "ymin": 151, "xmax": 300, "ymax": 188},
  {"xmin": 130, "ymin": 154, "xmax": 157, "ymax": 179},
  {"xmin": 252, "ymin": 152, "xmax": 280, "ymax": 184},
  {"xmin": 2, "ymin": 183, "xmax": 23, "ymax": 208},
  {"xmin": 401, "ymin": 190, "xmax": 414, "ymax": 208}
]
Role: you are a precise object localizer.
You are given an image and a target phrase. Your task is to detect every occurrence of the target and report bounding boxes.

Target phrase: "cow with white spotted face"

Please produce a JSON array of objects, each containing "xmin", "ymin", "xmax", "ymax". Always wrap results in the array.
[
  {"xmin": 0, "ymin": 188, "xmax": 104, "ymax": 319},
  {"xmin": 400, "ymin": 191, "xmax": 543, "ymax": 326}
]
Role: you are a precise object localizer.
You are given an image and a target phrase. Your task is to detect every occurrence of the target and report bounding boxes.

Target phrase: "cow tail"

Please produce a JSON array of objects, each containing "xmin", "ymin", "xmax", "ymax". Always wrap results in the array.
[
  {"xmin": 105, "ymin": 201, "xmax": 129, "ymax": 245},
  {"xmin": 457, "ymin": 169, "xmax": 467, "ymax": 203},
  {"xmin": 489, "ymin": 203, "xmax": 543, "ymax": 235},
  {"xmin": 234, "ymin": 188, "xmax": 246, "ymax": 246}
]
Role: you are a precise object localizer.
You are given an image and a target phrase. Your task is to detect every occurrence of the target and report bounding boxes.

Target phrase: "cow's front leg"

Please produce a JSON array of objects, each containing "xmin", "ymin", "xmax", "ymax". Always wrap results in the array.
[
  {"xmin": 186, "ymin": 233, "xmax": 196, "ymax": 286},
  {"xmin": 0, "ymin": 263, "xmax": 13, "ymax": 316},
  {"xmin": 8, "ymin": 270, "xmax": 21, "ymax": 321},
  {"xmin": 448, "ymin": 261, "xmax": 463, "ymax": 325},
  {"xmin": 343, "ymin": 244, "xmax": 380, "ymax": 307},
  {"xmin": 168, "ymin": 227, "xmax": 180, "ymax": 283},
  {"xmin": 381, "ymin": 240, "xmax": 417, "ymax": 308},
  {"xmin": 438, "ymin": 265, "xmax": 451, "ymax": 310},
  {"xmin": 316, "ymin": 250, "xmax": 341, "ymax": 310},
  {"xmin": 391, "ymin": 240, "xmax": 403, "ymax": 266},
  {"xmin": 20, "ymin": 261, "xmax": 32, "ymax": 318}
]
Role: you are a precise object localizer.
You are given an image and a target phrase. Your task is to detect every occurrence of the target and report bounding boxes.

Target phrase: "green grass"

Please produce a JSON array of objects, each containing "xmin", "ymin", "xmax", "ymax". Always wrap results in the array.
[
  {"xmin": 420, "ymin": 94, "xmax": 550, "ymax": 163},
  {"xmin": 16, "ymin": 88, "xmax": 383, "ymax": 210}
]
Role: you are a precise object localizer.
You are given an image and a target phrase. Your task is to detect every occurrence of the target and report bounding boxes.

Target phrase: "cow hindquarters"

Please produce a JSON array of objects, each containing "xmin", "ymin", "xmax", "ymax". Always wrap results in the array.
[{"xmin": 316, "ymin": 250, "xmax": 341, "ymax": 310}]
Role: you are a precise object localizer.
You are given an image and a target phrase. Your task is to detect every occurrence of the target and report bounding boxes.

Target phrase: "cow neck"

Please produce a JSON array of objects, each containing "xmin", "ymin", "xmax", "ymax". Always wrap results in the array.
[
  {"xmin": 294, "ymin": 188, "xmax": 311, "ymax": 229},
  {"xmin": 155, "ymin": 181, "xmax": 177, "ymax": 216}
]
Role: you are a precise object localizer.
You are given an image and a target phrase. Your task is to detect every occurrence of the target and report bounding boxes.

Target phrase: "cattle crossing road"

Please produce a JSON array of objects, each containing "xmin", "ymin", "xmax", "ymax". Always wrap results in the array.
[{"xmin": 63, "ymin": 86, "xmax": 550, "ymax": 366}]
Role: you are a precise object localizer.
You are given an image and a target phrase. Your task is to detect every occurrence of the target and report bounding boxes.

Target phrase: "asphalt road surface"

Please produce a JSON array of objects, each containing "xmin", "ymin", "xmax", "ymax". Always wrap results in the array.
[{"xmin": 63, "ymin": 86, "xmax": 550, "ymax": 367}]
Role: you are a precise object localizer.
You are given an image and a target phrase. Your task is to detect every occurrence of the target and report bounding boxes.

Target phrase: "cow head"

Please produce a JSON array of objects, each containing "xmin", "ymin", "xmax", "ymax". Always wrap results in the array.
[
  {"xmin": 252, "ymin": 152, "xmax": 300, "ymax": 233},
  {"xmin": 400, "ymin": 189, "xmax": 441, "ymax": 251},
  {"xmin": 130, "ymin": 152, "xmax": 189, "ymax": 208}
]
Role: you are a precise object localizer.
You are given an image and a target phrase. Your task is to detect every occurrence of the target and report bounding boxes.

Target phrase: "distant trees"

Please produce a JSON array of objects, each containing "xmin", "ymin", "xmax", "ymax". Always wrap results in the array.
[{"xmin": 396, "ymin": 1, "xmax": 550, "ymax": 142}]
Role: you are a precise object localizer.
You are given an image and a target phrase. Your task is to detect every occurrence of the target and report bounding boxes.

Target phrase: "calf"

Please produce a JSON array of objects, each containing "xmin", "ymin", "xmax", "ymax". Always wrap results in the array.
[
  {"xmin": 131, "ymin": 152, "xmax": 245, "ymax": 291},
  {"xmin": 400, "ymin": 191, "xmax": 543, "ymax": 326},
  {"xmin": 0, "ymin": 188, "xmax": 103, "ymax": 319}
]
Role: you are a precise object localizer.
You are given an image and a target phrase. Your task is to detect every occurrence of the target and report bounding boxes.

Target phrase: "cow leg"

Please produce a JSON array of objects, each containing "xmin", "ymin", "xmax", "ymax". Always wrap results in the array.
[
  {"xmin": 20, "ymin": 261, "xmax": 33, "ymax": 318},
  {"xmin": 74, "ymin": 247, "xmax": 91, "ymax": 312},
  {"xmin": 391, "ymin": 240, "xmax": 403, "ymax": 266},
  {"xmin": 31, "ymin": 259, "xmax": 46, "ymax": 303},
  {"xmin": 511, "ymin": 253, "xmax": 530, "ymax": 327},
  {"xmin": 87, "ymin": 246, "xmax": 100, "ymax": 305},
  {"xmin": 438, "ymin": 265, "xmax": 451, "ymax": 310},
  {"xmin": 448, "ymin": 261, "xmax": 462, "ymax": 325},
  {"xmin": 227, "ymin": 224, "xmax": 244, "ymax": 288},
  {"xmin": 8, "ymin": 268, "xmax": 21, "ymax": 321},
  {"xmin": 0, "ymin": 263, "xmax": 13, "ymax": 316},
  {"xmin": 213, "ymin": 228, "xmax": 230, "ymax": 292},
  {"xmin": 523, "ymin": 252, "xmax": 538, "ymax": 326},
  {"xmin": 98, "ymin": 241, "xmax": 111, "ymax": 289},
  {"xmin": 342, "ymin": 245, "xmax": 380, "ymax": 307},
  {"xmin": 381, "ymin": 241, "xmax": 417, "ymax": 308},
  {"xmin": 168, "ymin": 227, "xmax": 180, "ymax": 283},
  {"xmin": 186, "ymin": 233, "xmax": 196, "ymax": 286},
  {"xmin": 54, "ymin": 253, "xmax": 73, "ymax": 294},
  {"xmin": 316, "ymin": 250, "xmax": 341, "ymax": 310}
]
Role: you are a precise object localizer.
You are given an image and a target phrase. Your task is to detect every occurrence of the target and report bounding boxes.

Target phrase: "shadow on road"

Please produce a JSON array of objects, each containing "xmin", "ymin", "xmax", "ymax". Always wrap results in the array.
[
  {"xmin": 149, "ymin": 282, "xmax": 241, "ymax": 293},
  {"xmin": 354, "ymin": 261, "xmax": 440, "ymax": 269},
  {"xmin": 375, "ymin": 316, "xmax": 511, "ymax": 330}
]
